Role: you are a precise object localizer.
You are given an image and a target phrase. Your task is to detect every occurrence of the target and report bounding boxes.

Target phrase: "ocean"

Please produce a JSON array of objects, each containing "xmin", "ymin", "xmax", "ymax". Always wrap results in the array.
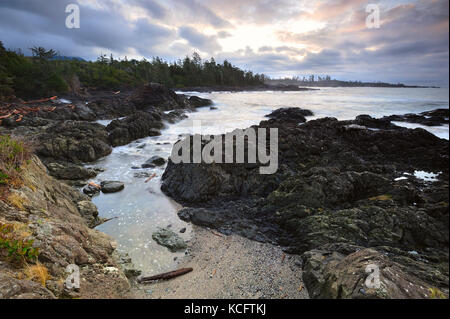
[{"xmin": 90, "ymin": 87, "xmax": 449, "ymax": 275}]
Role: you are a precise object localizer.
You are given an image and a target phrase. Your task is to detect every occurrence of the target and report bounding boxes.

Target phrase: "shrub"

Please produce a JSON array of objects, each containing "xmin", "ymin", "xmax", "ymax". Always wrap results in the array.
[
  {"xmin": 0, "ymin": 222, "xmax": 39, "ymax": 262},
  {"xmin": 0, "ymin": 135, "xmax": 32, "ymax": 190}
]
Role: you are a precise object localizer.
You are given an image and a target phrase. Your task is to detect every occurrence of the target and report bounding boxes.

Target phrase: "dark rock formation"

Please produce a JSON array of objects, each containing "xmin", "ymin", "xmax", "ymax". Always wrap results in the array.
[
  {"xmin": 106, "ymin": 111, "xmax": 163, "ymax": 147},
  {"xmin": 129, "ymin": 83, "xmax": 189, "ymax": 111},
  {"xmin": 188, "ymin": 96, "xmax": 213, "ymax": 108},
  {"xmin": 265, "ymin": 107, "xmax": 314, "ymax": 123},
  {"xmin": 100, "ymin": 181, "xmax": 125, "ymax": 193},
  {"xmin": 382, "ymin": 108, "xmax": 449, "ymax": 127},
  {"xmin": 142, "ymin": 156, "xmax": 166, "ymax": 168},
  {"xmin": 35, "ymin": 121, "xmax": 112, "ymax": 163},
  {"xmin": 45, "ymin": 162, "xmax": 98, "ymax": 180},
  {"xmin": 161, "ymin": 108, "xmax": 449, "ymax": 298},
  {"xmin": 301, "ymin": 246, "xmax": 437, "ymax": 299}
]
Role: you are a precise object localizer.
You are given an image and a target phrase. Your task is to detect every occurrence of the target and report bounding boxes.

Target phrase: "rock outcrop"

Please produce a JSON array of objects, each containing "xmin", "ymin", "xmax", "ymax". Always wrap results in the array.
[
  {"xmin": 0, "ymin": 156, "xmax": 130, "ymax": 299},
  {"xmin": 35, "ymin": 121, "xmax": 112, "ymax": 163},
  {"xmin": 161, "ymin": 108, "xmax": 449, "ymax": 298},
  {"xmin": 106, "ymin": 111, "xmax": 163, "ymax": 147}
]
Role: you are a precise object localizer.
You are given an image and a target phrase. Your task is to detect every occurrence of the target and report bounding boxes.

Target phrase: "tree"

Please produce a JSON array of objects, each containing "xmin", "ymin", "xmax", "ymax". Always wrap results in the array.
[{"xmin": 30, "ymin": 46, "xmax": 57, "ymax": 60}]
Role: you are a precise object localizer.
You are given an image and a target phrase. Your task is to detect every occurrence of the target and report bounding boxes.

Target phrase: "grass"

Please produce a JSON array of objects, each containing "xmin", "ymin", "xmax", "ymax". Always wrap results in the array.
[
  {"xmin": 0, "ymin": 134, "xmax": 32, "ymax": 197},
  {"xmin": 24, "ymin": 262, "xmax": 50, "ymax": 287},
  {"xmin": 428, "ymin": 287, "xmax": 447, "ymax": 299},
  {"xmin": 6, "ymin": 192, "xmax": 28, "ymax": 210}
]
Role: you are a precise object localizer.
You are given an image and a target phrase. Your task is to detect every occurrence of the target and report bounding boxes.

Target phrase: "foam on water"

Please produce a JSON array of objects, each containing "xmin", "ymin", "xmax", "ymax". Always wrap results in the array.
[
  {"xmin": 89, "ymin": 87, "xmax": 448, "ymax": 275},
  {"xmin": 414, "ymin": 170, "xmax": 441, "ymax": 182}
]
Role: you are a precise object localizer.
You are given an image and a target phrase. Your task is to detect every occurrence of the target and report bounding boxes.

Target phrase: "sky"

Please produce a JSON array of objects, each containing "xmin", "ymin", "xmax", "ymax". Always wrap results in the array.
[{"xmin": 0, "ymin": 0, "xmax": 448, "ymax": 86}]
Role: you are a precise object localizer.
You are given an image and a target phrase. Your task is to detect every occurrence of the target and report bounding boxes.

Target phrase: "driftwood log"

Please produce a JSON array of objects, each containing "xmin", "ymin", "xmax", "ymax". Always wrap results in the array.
[{"xmin": 138, "ymin": 267, "xmax": 193, "ymax": 283}]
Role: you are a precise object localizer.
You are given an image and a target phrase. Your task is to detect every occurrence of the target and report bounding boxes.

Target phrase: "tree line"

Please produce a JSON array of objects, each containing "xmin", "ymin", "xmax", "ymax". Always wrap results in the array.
[{"xmin": 0, "ymin": 43, "xmax": 266, "ymax": 99}]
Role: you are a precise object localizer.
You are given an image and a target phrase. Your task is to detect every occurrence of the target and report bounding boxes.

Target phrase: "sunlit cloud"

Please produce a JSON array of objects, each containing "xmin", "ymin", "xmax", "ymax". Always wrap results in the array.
[{"xmin": 0, "ymin": 0, "xmax": 447, "ymax": 85}]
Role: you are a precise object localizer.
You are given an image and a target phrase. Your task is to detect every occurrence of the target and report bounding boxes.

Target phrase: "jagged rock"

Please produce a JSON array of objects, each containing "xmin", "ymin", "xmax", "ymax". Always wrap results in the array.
[
  {"xmin": 0, "ymin": 274, "xmax": 56, "ymax": 299},
  {"xmin": 0, "ymin": 156, "xmax": 130, "ymax": 298},
  {"xmin": 383, "ymin": 108, "xmax": 449, "ymax": 127},
  {"xmin": 36, "ymin": 121, "xmax": 112, "ymax": 163},
  {"xmin": 301, "ymin": 248, "xmax": 440, "ymax": 299},
  {"xmin": 161, "ymin": 109, "xmax": 449, "ymax": 295},
  {"xmin": 178, "ymin": 207, "xmax": 224, "ymax": 228},
  {"xmin": 129, "ymin": 83, "xmax": 189, "ymax": 111},
  {"xmin": 45, "ymin": 162, "xmax": 98, "ymax": 180},
  {"xmin": 106, "ymin": 111, "xmax": 162, "ymax": 147},
  {"xmin": 77, "ymin": 200, "xmax": 100, "ymax": 228},
  {"xmin": 83, "ymin": 184, "xmax": 101, "ymax": 197}
]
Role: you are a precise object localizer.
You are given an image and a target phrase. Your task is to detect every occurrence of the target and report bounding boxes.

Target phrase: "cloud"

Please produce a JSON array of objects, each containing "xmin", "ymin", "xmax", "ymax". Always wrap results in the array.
[
  {"xmin": 178, "ymin": 26, "xmax": 222, "ymax": 53},
  {"xmin": 172, "ymin": 0, "xmax": 232, "ymax": 28},
  {"xmin": 0, "ymin": 0, "xmax": 447, "ymax": 86}
]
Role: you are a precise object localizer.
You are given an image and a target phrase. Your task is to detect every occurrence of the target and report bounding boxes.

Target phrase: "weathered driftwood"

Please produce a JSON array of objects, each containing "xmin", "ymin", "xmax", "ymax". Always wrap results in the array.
[
  {"xmin": 144, "ymin": 173, "xmax": 157, "ymax": 183},
  {"xmin": 138, "ymin": 267, "xmax": 193, "ymax": 283},
  {"xmin": 23, "ymin": 96, "xmax": 58, "ymax": 104}
]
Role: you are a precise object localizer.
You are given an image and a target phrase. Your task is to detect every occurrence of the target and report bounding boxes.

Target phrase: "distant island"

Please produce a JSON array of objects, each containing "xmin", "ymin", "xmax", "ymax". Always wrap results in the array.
[{"xmin": 265, "ymin": 76, "xmax": 439, "ymax": 88}]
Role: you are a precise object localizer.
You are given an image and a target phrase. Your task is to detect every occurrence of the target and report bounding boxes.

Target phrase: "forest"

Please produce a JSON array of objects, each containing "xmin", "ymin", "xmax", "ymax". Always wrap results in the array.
[{"xmin": 0, "ymin": 42, "xmax": 266, "ymax": 99}]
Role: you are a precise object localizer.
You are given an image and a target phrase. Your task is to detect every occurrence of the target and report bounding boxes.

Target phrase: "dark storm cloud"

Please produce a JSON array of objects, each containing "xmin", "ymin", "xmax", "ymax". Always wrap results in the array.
[
  {"xmin": 0, "ymin": 0, "xmax": 175, "ymax": 58},
  {"xmin": 0, "ymin": 0, "xmax": 448, "ymax": 85}
]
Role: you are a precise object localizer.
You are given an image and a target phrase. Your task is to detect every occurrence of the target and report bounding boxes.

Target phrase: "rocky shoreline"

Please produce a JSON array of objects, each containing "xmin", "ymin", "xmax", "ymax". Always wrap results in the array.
[
  {"xmin": 0, "ymin": 83, "xmax": 211, "ymax": 298},
  {"xmin": 0, "ymin": 83, "xmax": 212, "ymax": 184},
  {"xmin": 1, "ymin": 82, "xmax": 448, "ymax": 299},
  {"xmin": 161, "ymin": 107, "xmax": 449, "ymax": 298}
]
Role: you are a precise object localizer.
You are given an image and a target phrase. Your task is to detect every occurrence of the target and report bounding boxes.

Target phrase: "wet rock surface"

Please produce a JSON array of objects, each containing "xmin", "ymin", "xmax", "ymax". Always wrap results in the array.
[
  {"xmin": 1, "ymin": 83, "xmax": 208, "ymax": 169},
  {"xmin": 45, "ymin": 162, "xmax": 98, "ymax": 180},
  {"xmin": 142, "ymin": 156, "xmax": 166, "ymax": 168},
  {"xmin": 162, "ymin": 108, "xmax": 449, "ymax": 298},
  {"xmin": 152, "ymin": 227, "xmax": 187, "ymax": 252},
  {"xmin": 106, "ymin": 111, "xmax": 163, "ymax": 147},
  {"xmin": 188, "ymin": 96, "xmax": 213, "ymax": 108},
  {"xmin": 129, "ymin": 83, "xmax": 193, "ymax": 111},
  {"xmin": 265, "ymin": 107, "xmax": 314, "ymax": 123},
  {"xmin": 100, "ymin": 181, "xmax": 125, "ymax": 193},
  {"xmin": 383, "ymin": 108, "xmax": 449, "ymax": 127}
]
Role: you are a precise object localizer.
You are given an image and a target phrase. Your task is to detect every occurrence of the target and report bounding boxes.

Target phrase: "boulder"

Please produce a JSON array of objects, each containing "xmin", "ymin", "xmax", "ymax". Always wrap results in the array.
[
  {"xmin": 188, "ymin": 96, "xmax": 213, "ymax": 108},
  {"xmin": 100, "ymin": 181, "xmax": 125, "ymax": 193},
  {"xmin": 45, "ymin": 162, "xmax": 98, "ymax": 180},
  {"xmin": 265, "ymin": 107, "xmax": 313, "ymax": 123},
  {"xmin": 83, "ymin": 184, "xmax": 101, "ymax": 197},
  {"xmin": 151, "ymin": 228, "xmax": 187, "ymax": 252},
  {"xmin": 142, "ymin": 156, "xmax": 166, "ymax": 168}
]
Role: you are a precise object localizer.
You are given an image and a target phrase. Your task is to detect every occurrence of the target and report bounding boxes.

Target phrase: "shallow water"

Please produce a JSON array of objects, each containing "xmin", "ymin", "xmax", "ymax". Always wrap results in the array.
[{"xmin": 88, "ymin": 87, "xmax": 449, "ymax": 275}]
